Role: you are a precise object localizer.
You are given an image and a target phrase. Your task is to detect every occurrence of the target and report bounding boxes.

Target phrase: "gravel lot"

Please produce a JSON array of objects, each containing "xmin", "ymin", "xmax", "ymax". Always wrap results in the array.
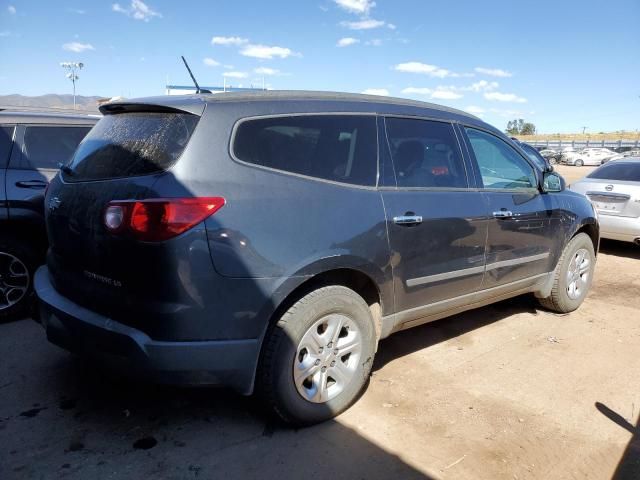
[{"xmin": 1, "ymin": 165, "xmax": 638, "ymax": 480}]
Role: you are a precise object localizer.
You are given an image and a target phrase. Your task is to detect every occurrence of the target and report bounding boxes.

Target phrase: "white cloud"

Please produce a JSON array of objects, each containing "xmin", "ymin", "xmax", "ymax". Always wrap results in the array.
[
  {"xmin": 401, "ymin": 87, "xmax": 463, "ymax": 100},
  {"xmin": 337, "ymin": 37, "xmax": 359, "ymax": 47},
  {"xmin": 62, "ymin": 42, "xmax": 95, "ymax": 53},
  {"xmin": 465, "ymin": 105, "xmax": 485, "ymax": 114},
  {"xmin": 387, "ymin": 23, "xmax": 396, "ymax": 30},
  {"xmin": 0, "ymin": 31, "xmax": 10, "ymax": 37},
  {"xmin": 203, "ymin": 57, "xmax": 220, "ymax": 67},
  {"xmin": 211, "ymin": 36, "xmax": 248, "ymax": 46},
  {"xmin": 223, "ymin": 71, "xmax": 248, "ymax": 78},
  {"xmin": 463, "ymin": 80, "xmax": 499, "ymax": 92},
  {"xmin": 341, "ymin": 19, "xmax": 385, "ymax": 30},
  {"xmin": 7, "ymin": 5, "xmax": 16, "ymax": 14},
  {"xmin": 361, "ymin": 88, "xmax": 389, "ymax": 96},
  {"xmin": 112, "ymin": 1, "xmax": 161, "ymax": 22},
  {"xmin": 484, "ymin": 91, "xmax": 527, "ymax": 103},
  {"xmin": 254, "ymin": 67, "xmax": 281, "ymax": 76},
  {"xmin": 475, "ymin": 67, "xmax": 512, "ymax": 78},
  {"xmin": 395, "ymin": 61, "xmax": 455, "ymax": 78},
  {"xmin": 334, "ymin": 0, "xmax": 375, "ymax": 15},
  {"xmin": 68, "ymin": 8, "xmax": 86, "ymax": 14},
  {"xmin": 240, "ymin": 44, "xmax": 298, "ymax": 59},
  {"xmin": 365, "ymin": 38, "xmax": 382, "ymax": 46}
]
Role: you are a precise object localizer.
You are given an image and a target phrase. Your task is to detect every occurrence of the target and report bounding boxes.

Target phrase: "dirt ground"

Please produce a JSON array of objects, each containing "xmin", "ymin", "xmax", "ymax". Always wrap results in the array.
[{"xmin": 1, "ymin": 164, "xmax": 638, "ymax": 480}]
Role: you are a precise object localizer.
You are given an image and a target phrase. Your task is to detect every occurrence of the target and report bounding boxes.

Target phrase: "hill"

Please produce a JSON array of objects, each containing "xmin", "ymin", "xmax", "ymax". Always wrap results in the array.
[{"xmin": 0, "ymin": 93, "xmax": 103, "ymax": 113}]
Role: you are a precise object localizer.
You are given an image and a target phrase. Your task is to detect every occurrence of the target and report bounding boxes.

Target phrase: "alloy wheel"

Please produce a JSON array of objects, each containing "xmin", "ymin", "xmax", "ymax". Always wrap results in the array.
[
  {"xmin": 0, "ymin": 252, "xmax": 30, "ymax": 310},
  {"xmin": 566, "ymin": 248, "xmax": 590, "ymax": 300},
  {"xmin": 293, "ymin": 314, "xmax": 362, "ymax": 403}
]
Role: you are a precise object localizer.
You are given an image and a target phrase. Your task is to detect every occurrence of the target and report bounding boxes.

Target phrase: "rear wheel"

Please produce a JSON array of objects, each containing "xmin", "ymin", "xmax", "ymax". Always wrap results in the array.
[
  {"xmin": 258, "ymin": 285, "xmax": 376, "ymax": 426},
  {"xmin": 575, "ymin": 159, "xmax": 584, "ymax": 167},
  {"xmin": 538, "ymin": 233, "xmax": 595, "ymax": 313},
  {"xmin": 0, "ymin": 237, "xmax": 37, "ymax": 321}
]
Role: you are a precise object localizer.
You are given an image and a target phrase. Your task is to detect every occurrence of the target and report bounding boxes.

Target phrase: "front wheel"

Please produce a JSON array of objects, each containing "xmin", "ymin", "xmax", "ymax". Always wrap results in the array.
[
  {"xmin": 575, "ymin": 159, "xmax": 584, "ymax": 167},
  {"xmin": 258, "ymin": 285, "xmax": 376, "ymax": 426},
  {"xmin": 538, "ymin": 233, "xmax": 595, "ymax": 313}
]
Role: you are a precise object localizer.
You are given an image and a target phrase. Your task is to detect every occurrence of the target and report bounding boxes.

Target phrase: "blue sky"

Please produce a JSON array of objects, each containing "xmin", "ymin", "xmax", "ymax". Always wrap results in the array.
[{"xmin": 1, "ymin": 0, "xmax": 638, "ymax": 133}]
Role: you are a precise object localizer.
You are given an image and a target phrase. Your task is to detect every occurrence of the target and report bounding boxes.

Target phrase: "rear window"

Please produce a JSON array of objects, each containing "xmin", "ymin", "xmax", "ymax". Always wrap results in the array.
[
  {"xmin": 232, "ymin": 115, "xmax": 377, "ymax": 186},
  {"xmin": 587, "ymin": 162, "xmax": 640, "ymax": 182},
  {"xmin": 23, "ymin": 126, "xmax": 91, "ymax": 170},
  {"xmin": 64, "ymin": 112, "xmax": 198, "ymax": 182}
]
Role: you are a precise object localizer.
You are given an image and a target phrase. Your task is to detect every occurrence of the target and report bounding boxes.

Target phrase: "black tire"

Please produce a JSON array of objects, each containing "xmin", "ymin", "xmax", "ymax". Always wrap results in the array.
[
  {"xmin": 538, "ymin": 233, "xmax": 595, "ymax": 313},
  {"xmin": 575, "ymin": 159, "xmax": 584, "ymax": 167},
  {"xmin": 258, "ymin": 285, "xmax": 376, "ymax": 426},
  {"xmin": 0, "ymin": 235, "xmax": 38, "ymax": 322}
]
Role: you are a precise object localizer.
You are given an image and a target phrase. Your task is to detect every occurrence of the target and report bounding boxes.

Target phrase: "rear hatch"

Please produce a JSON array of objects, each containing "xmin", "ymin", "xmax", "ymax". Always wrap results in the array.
[
  {"xmin": 45, "ymin": 103, "xmax": 203, "ymax": 330},
  {"xmin": 572, "ymin": 162, "xmax": 640, "ymax": 218}
]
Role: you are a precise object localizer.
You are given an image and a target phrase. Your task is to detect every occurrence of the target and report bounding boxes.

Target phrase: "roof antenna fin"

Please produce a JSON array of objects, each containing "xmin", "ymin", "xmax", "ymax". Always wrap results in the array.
[{"xmin": 181, "ymin": 56, "xmax": 211, "ymax": 94}]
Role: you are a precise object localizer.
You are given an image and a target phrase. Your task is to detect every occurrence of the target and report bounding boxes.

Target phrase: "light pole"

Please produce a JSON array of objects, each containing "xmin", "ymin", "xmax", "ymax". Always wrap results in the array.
[{"xmin": 60, "ymin": 62, "xmax": 84, "ymax": 109}]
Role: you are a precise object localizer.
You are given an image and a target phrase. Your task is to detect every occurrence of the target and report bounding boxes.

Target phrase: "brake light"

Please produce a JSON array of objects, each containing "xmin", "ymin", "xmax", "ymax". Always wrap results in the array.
[{"xmin": 104, "ymin": 197, "xmax": 225, "ymax": 241}]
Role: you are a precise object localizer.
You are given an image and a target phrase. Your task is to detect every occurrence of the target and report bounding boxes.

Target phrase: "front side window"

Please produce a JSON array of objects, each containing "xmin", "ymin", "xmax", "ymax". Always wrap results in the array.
[
  {"xmin": 385, "ymin": 117, "xmax": 468, "ymax": 188},
  {"xmin": 233, "ymin": 115, "xmax": 377, "ymax": 186},
  {"xmin": 23, "ymin": 126, "xmax": 91, "ymax": 170},
  {"xmin": 465, "ymin": 128, "xmax": 537, "ymax": 190}
]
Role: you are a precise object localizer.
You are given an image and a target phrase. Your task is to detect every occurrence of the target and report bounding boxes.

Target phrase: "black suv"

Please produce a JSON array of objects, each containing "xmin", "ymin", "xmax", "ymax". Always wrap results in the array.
[
  {"xmin": 35, "ymin": 92, "xmax": 598, "ymax": 425},
  {"xmin": 0, "ymin": 112, "xmax": 96, "ymax": 319}
]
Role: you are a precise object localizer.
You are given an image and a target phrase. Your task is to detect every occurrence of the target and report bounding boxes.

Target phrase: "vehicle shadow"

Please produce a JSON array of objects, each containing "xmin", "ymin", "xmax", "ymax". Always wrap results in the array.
[
  {"xmin": 598, "ymin": 239, "xmax": 640, "ymax": 260},
  {"xmin": 594, "ymin": 402, "xmax": 640, "ymax": 479},
  {"xmin": 0, "ymin": 323, "xmax": 431, "ymax": 479},
  {"xmin": 374, "ymin": 294, "xmax": 540, "ymax": 372}
]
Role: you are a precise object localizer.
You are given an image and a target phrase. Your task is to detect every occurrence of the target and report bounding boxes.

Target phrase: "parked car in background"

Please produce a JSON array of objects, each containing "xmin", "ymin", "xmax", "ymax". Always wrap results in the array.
[
  {"xmin": 604, "ymin": 149, "xmax": 640, "ymax": 163},
  {"xmin": 513, "ymin": 140, "xmax": 553, "ymax": 171},
  {"xmin": 0, "ymin": 111, "xmax": 96, "ymax": 319},
  {"xmin": 562, "ymin": 147, "xmax": 617, "ymax": 166},
  {"xmin": 570, "ymin": 157, "xmax": 640, "ymax": 245},
  {"xmin": 36, "ymin": 91, "xmax": 598, "ymax": 425},
  {"xmin": 539, "ymin": 149, "xmax": 561, "ymax": 165}
]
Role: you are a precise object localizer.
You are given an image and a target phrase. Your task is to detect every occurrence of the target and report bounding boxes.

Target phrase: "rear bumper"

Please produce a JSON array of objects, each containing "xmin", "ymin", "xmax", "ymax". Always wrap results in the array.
[
  {"xmin": 34, "ymin": 266, "xmax": 260, "ymax": 394},
  {"xmin": 598, "ymin": 214, "xmax": 640, "ymax": 243}
]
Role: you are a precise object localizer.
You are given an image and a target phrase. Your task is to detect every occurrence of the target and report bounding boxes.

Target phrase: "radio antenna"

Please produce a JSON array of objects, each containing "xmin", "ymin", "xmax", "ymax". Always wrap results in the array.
[{"xmin": 181, "ymin": 56, "xmax": 211, "ymax": 94}]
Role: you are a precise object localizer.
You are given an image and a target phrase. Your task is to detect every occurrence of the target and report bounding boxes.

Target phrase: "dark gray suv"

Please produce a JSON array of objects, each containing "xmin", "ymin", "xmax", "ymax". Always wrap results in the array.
[{"xmin": 35, "ymin": 92, "xmax": 598, "ymax": 425}]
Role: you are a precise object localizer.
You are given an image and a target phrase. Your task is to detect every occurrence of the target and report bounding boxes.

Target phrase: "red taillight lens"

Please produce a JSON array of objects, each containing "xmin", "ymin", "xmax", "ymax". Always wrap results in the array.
[{"xmin": 104, "ymin": 197, "xmax": 225, "ymax": 242}]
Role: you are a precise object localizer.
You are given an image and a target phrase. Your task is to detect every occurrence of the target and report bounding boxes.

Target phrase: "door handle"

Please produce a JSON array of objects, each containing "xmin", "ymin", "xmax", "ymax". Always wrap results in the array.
[
  {"xmin": 492, "ymin": 210, "xmax": 513, "ymax": 219},
  {"xmin": 393, "ymin": 215, "xmax": 423, "ymax": 226},
  {"xmin": 15, "ymin": 180, "xmax": 48, "ymax": 189}
]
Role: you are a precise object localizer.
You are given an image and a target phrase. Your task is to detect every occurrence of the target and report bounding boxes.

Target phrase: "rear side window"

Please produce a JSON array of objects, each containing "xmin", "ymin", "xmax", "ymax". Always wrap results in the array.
[
  {"xmin": 465, "ymin": 128, "xmax": 537, "ymax": 190},
  {"xmin": 22, "ymin": 126, "xmax": 91, "ymax": 170},
  {"xmin": 385, "ymin": 117, "xmax": 467, "ymax": 188},
  {"xmin": 587, "ymin": 162, "xmax": 640, "ymax": 182},
  {"xmin": 65, "ymin": 112, "xmax": 198, "ymax": 182},
  {"xmin": 233, "ymin": 115, "xmax": 377, "ymax": 186},
  {"xmin": 0, "ymin": 126, "xmax": 14, "ymax": 168}
]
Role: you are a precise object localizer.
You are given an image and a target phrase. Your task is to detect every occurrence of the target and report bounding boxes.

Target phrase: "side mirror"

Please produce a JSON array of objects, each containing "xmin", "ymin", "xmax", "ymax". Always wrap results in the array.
[{"xmin": 542, "ymin": 171, "xmax": 564, "ymax": 193}]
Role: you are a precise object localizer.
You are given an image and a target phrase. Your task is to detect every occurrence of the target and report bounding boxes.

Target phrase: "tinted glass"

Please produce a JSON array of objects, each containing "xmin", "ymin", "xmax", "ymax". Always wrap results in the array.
[
  {"xmin": 465, "ymin": 128, "xmax": 537, "ymax": 189},
  {"xmin": 65, "ymin": 112, "xmax": 198, "ymax": 182},
  {"xmin": 385, "ymin": 118, "xmax": 467, "ymax": 188},
  {"xmin": 587, "ymin": 162, "xmax": 640, "ymax": 182},
  {"xmin": 233, "ymin": 115, "xmax": 377, "ymax": 186},
  {"xmin": 519, "ymin": 143, "xmax": 547, "ymax": 170},
  {"xmin": 23, "ymin": 126, "xmax": 90, "ymax": 170},
  {"xmin": 0, "ymin": 126, "xmax": 13, "ymax": 168}
]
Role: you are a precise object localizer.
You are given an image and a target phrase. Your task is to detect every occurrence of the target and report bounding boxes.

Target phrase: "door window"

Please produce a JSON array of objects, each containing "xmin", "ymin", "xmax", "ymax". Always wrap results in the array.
[
  {"xmin": 385, "ymin": 117, "xmax": 468, "ymax": 188},
  {"xmin": 22, "ymin": 126, "xmax": 91, "ymax": 170},
  {"xmin": 0, "ymin": 126, "xmax": 14, "ymax": 168},
  {"xmin": 465, "ymin": 128, "xmax": 537, "ymax": 190}
]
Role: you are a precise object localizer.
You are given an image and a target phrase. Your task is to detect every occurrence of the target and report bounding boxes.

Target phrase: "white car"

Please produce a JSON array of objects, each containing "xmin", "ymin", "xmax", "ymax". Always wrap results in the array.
[
  {"xmin": 569, "ymin": 158, "xmax": 640, "ymax": 244},
  {"xmin": 562, "ymin": 148, "xmax": 617, "ymax": 166},
  {"xmin": 605, "ymin": 149, "xmax": 640, "ymax": 163}
]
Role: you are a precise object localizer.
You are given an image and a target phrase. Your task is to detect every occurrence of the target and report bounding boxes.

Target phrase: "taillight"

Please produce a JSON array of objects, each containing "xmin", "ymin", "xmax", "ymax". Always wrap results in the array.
[{"xmin": 104, "ymin": 197, "xmax": 225, "ymax": 242}]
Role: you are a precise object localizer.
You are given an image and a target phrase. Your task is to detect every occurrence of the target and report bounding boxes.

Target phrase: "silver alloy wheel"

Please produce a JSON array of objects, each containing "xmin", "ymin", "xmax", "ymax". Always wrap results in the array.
[
  {"xmin": 293, "ymin": 313, "xmax": 362, "ymax": 403},
  {"xmin": 566, "ymin": 248, "xmax": 590, "ymax": 300},
  {"xmin": 0, "ymin": 252, "xmax": 30, "ymax": 310}
]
